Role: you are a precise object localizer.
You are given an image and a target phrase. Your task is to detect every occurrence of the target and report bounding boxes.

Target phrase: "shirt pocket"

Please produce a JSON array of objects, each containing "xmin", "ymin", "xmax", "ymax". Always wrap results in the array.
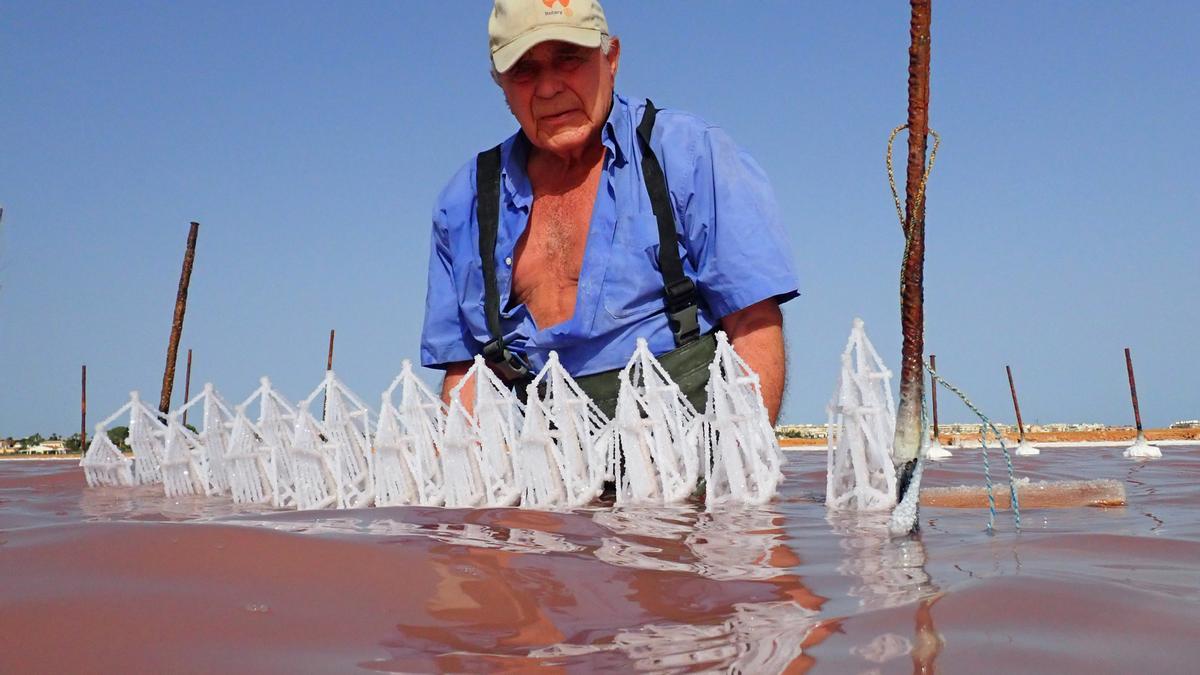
[{"xmin": 603, "ymin": 215, "xmax": 666, "ymax": 320}]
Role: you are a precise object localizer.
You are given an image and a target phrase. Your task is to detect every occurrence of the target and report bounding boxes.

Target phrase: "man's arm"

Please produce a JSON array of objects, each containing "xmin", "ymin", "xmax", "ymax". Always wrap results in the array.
[
  {"xmin": 439, "ymin": 361, "xmax": 475, "ymax": 413},
  {"xmin": 720, "ymin": 299, "xmax": 786, "ymax": 425}
]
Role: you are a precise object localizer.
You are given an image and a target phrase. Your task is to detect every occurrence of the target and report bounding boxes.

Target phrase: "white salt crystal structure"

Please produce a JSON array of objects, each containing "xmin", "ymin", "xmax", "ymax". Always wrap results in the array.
[
  {"xmin": 826, "ymin": 319, "xmax": 898, "ymax": 511},
  {"xmin": 1124, "ymin": 431, "xmax": 1162, "ymax": 459},
  {"xmin": 239, "ymin": 378, "xmax": 303, "ymax": 508},
  {"xmin": 515, "ymin": 382, "xmax": 567, "ymax": 508},
  {"xmin": 925, "ymin": 436, "xmax": 952, "ymax": 460},
  {"xmin": 374, "ymin": 366, "xmax": 421, "ymax": 507},
  {"xmin": 440, "ymin": 395, "xmax": 489, "ymax": 508},
  {"xmin": 224, "ymin": 406, "xmax": 271, "ymax": 504},
  {"xmin": 196, "ymin": 384, "xmax": 235, "ymax": 495},
  {"xmin": 452, "ymin": 356, "xmax": 523, "ymax": 506},
  {"xmin": 288, "ymin": 400, "xmax": 337, "ymax": 510},
  {"xmin": 388, "ymin": 361, "xmax": 447, "ymax": 506},
  {"xmin": 1014, "ymin": 440, "xmax": 1041, "ymax": 457},
  {"xmin": 160, "ymin": 411, "xmax": 206, "ymax": 498},
  {"xmin": 161, "ymin": 384, "xmax": 235, "ymax": 498},
  {"xmin": 308, "ymin": 370, "xmax": 374, "ymax": 509},
  {"xmin": 614, "ymin": 338, "xmax": 702, "ymax": 505},
  {"xmin": 517, "ymin": 352, "xmax": 613, "ymax": 508},
  {"xmin": 80, "ymin": 426, "xmax": 134, "ymax": 487},
  {"xmin": 126, "ymin": 391, "xmax": 167, "ymax": 486},
  {"xmin": 703, "ymin": 332, "xmax": 783, "ymax": 508}
]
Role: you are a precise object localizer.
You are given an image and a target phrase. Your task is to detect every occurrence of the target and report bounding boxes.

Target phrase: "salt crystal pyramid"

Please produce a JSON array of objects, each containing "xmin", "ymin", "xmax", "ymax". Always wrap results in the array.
[
  {"xmin": 80, "ymin": 429, "xmax": 134, "ymax": 487},
  {"xmin": 826, "ymin": 319, "xmax": 898, "ymax": 511},
  {"xmin": 311, "ymin": 371, "xmax": 374, "ymax": 509},
  {"xmin": 516, "ymin": 352, "xmax": 613, "ymax": 508},
  {"xmin": 126, "ymin": 391, "xmax": 166, "ymax": 486},
  {"xmin": 703, "ymin": 332, "xmax": 783, "ymax": 508},
  {"xmin": 614, "ymin": 338, "xmax": 702, "ymax": 505},
  {"xmin": 452, "ymin": 356, "xmax": 523, "ymax": 506},
  {"xmin": 441, "ymin": 395, "xmax": 488, "ymax": 508},
  {"xmin": 224, "ymin": 407, "xmax": 271, "ymax": 504}
]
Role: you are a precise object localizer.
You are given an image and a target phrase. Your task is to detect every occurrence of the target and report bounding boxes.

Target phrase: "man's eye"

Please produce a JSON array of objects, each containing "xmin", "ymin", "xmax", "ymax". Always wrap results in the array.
[
  {"xmin": 509, "ymin": 65, "xmax": 535, "ymax": 82},
  {"xmin": 558, "ymin": 55, "xmax": 585, "ymax": 70}
]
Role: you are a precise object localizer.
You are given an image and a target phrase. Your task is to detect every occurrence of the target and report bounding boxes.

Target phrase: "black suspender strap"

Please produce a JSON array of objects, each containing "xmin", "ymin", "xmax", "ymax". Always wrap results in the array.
[
  {"xmin": 475, "ymin": 144, "xmax": 530, "ymax": 381},
  {"xmin": 636, "ymin": 100, "xmax": 701, "ymax": 346}
]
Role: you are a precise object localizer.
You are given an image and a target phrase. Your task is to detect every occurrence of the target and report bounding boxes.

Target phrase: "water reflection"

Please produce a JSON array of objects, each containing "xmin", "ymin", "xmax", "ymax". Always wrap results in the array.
[{"xmin": 827, "ymin": 511, "xmax": 939, "ymax": 610}]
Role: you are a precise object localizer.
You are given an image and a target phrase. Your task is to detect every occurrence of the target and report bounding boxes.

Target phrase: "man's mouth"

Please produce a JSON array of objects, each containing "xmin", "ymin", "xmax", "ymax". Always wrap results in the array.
[{"xmin": 540, "ymin": 109, "xmax": 578, "ymax": 124}]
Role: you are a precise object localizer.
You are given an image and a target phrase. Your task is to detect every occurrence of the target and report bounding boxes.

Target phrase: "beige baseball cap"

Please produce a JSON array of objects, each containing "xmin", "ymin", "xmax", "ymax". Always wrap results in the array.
[{"xmin": 489, "ymin": 0, "xmax": 609, "ymax": 74}]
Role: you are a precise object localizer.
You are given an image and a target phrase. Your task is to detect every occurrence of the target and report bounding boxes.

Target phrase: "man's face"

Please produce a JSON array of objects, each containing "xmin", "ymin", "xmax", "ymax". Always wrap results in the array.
[{"xmin": 498, "ymin": 39, "xmax": 620, "ymax": 158}]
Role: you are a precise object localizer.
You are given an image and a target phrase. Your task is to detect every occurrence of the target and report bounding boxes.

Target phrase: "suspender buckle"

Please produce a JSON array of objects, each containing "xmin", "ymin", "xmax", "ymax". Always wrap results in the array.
[
  {"xmin": 663, "ymin": 278, "xmax": 701, "ymax": 344},
  {"xmin": 481, "ymin": 339, "xmax": 531, "ymax": 381},
  {"xmin": 663, "ymin": 277, "xmax": 696, "ymax": 309}
]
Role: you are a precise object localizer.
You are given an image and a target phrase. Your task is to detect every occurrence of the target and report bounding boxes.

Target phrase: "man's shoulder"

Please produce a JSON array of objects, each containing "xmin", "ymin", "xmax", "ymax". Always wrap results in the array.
[
  {"xmin": 434, "ymin": 132, "xmax": 520, "ymax": 212},
  {"xmin": 618, "ymin": 94, "xmax": 716, "ymax": 142}
]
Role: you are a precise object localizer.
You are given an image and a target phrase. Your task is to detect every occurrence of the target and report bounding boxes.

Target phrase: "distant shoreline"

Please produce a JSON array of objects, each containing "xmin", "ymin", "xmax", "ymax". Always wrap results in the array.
[{"xmin": 780, "ymin": 427, "xmax": 1200, "ymax": 448}]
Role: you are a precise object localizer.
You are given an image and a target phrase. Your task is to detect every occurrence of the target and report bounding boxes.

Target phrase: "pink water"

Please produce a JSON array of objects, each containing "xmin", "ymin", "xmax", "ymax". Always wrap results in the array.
[{"xmin": 2, "ymin": 447, "xmax": 1198, "ymax": 673}]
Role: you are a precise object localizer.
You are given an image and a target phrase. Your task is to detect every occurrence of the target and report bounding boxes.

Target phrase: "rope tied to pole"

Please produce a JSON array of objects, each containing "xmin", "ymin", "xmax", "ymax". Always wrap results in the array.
[
  {"xmin": 924, "ymin": 360, "xmax": 1022, "ymax": 532},
  {"xmin": 887, "ymin": 125, "xmax": 942, "ymax": 304}
]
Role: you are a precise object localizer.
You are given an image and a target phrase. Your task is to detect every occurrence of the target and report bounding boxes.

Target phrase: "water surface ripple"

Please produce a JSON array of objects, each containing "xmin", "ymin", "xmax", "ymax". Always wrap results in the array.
[{"xmin": 2, "ymin": 446, "xmax": 1198, "ymax": 673}]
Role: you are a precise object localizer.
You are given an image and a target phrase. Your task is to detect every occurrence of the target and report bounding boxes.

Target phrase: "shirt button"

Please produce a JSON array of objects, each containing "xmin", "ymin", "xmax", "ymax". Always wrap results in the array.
[{"xmin": 505, "ymin": 256, "xmax": 513, "ymax": 266}]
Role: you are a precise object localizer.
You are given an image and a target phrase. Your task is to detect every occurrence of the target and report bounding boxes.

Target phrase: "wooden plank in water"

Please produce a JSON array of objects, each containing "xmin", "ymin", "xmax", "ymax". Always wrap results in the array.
[{"xmin": 920, "ymin": 479, "xmax": 1126, "ymax": 509}]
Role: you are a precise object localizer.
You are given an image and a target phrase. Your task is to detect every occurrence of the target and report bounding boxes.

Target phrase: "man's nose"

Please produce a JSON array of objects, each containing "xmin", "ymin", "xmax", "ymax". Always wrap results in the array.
[{"xmin": 533, "ymin": 70, "xmax": 564, "ymax": 98}]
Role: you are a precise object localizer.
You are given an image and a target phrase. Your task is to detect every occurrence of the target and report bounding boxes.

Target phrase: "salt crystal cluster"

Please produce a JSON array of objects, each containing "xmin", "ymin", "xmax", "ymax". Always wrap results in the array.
[
  {"xmin": 825, "ymin": 319, "xmax": 898, "ymax": 512},
  {"xmin": 81, "ymin": 333, "xmax": 784, "ymax": 511}
]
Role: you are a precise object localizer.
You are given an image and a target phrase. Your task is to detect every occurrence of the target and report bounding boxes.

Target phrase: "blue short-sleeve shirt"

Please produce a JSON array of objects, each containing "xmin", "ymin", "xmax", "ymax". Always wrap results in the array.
[{"xmin": 421, "ymin": 94, "xmax": 799, "ymax": 377}]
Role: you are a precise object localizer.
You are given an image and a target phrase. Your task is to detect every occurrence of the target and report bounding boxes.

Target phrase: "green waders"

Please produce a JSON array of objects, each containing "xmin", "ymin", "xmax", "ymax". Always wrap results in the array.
[{"xmin": 474, "ymin": 99, "xmax": 711, "ymax": 406}]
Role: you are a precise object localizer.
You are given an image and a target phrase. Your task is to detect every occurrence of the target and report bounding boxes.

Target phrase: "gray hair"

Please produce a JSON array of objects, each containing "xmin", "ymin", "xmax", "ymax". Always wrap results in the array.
[{"xmin": 490, "ymin": 33, "xmax": 613, "ymax": 85}]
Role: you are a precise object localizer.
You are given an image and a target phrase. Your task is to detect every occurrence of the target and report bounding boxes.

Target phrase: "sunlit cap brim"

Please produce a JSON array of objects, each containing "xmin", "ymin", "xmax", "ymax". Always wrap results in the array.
[{"xmin": 492, "ymin": 25, "xmax": 602, "ymax": 74}]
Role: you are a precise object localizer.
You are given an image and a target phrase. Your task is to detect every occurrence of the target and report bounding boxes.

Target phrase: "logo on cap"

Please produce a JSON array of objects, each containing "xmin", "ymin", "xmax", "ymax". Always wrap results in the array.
[{"xmin": 542, "ymin": 0, "xmax": 573, "ymax": 17}]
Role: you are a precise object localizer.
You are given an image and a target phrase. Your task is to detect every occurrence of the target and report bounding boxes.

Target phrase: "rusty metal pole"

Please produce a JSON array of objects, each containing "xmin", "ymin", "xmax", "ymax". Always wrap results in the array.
[
  {"xmin": 323, "ymin": 329, "xmax": 335, "ymax": 420},
  {"xmin": 1125, "ymin": 347, "xmax": 1143, "ymax": 433},
  {"xmin": 159, "ymin": 222, "xmax": 199, "ymax": 414},
  {"xmin": 182, "ymin": 348, "xmax": 193, "ymax": 427},
  {"xmin": 1006, "ymin": 365, "xmax": 1027, "ymax": 442},
  {"xmin": 893, "ymin": 0, "xmax": 933, "ymax": 479},
  {"xmin": 81, "ymin": 365, "xmax": 87, "ymax": 455},
  {"xmin": 929, "ymin": 354, "xmax": 939, "ymax": 442}
]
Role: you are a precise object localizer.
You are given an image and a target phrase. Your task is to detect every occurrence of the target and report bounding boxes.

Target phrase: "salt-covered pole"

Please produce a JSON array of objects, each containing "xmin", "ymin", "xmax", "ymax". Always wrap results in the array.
[
  {"xmin": 929, "ymin": 354, "xmax": 939, "ymax": 443},
  {"xmin": 323, "ymin": 329, "xmax": 335, "ymax": 420},
  {"xmin": 893, "ymin": 0, "xmax": 933, "ymax": 486},
  {"xmin": 182, "ymin": 348, "xmax": 193, "ymax": 427},
  {"xmin": 80, "ymin": 364, "xmax": 87, "ymax": 454},
  {"xmin": 158, "ymin": 221, "xmax": 199, "ymax": 414}
]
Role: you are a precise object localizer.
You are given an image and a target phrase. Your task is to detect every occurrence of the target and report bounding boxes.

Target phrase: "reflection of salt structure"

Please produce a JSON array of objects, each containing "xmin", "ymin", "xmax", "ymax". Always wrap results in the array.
[
  {"xmin": 83, "ymin": 334, "xmax": 784, "ymax": 511},
  {"xmin": 518, "ymin": 352, "xmax": 613, "ymax": 508},
  {"xmin": 704, "ymin": 332, "xmax": 784, "ymax": 508},
  {"xmin": 615, "ymin": 338, "xmax": 703, "ymax": 505},
  {"xmin": 826, "ymin": 319, "xmax": 898, "ymax": 511}
]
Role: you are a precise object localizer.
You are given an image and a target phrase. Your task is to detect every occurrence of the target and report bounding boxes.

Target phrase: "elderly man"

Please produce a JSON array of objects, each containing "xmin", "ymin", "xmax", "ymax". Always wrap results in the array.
[{"xmin": 421, "ymin": 0, "xmax": 798, "ymax": 423}]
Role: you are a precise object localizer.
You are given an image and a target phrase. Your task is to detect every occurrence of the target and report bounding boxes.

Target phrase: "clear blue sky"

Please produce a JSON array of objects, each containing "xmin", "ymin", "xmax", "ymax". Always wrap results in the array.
[{"xmin": 2, "ymin": 1, "xmax": 1197, "ymax": 437}]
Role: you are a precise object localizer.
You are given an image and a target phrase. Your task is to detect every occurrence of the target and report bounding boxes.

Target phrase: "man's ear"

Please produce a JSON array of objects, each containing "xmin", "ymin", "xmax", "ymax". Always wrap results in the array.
[{"xmin": 607, "ymin": 37, "xmax": 621, "ymax": 78}]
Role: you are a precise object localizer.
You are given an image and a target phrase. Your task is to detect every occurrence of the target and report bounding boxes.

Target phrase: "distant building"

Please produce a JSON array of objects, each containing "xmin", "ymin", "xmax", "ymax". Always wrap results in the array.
[
  {"xmin": 22, "ymin": 440, "xmax": 67, "ymax": 455},
  {"xmin": 1170, "ymin": 420, "xmax": 1200, "ymax": 429}
]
